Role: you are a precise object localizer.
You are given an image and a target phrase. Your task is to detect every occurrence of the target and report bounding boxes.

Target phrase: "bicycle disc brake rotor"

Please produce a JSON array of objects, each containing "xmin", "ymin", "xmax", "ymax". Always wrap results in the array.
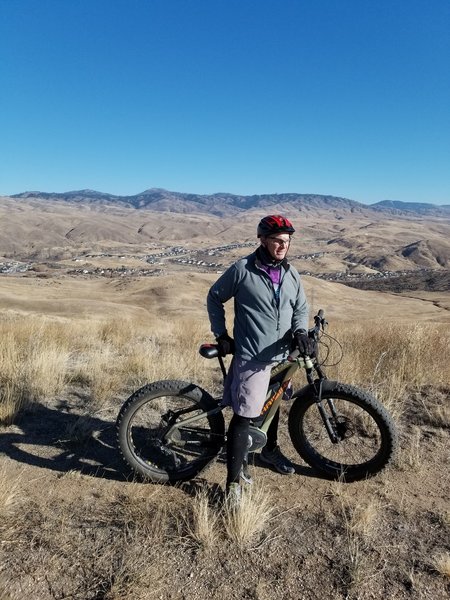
[{"xmin": 333, "ymin": 415, "xmax": 355, "ymax": 441}]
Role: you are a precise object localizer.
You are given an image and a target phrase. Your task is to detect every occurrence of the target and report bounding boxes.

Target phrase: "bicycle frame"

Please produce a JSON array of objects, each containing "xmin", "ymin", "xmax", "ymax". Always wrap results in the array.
[
  {"xmin": 117, "ymin": 308, "xmax": 398, "ymax": 483},
  {"xmin": 164, "ymin": 353, "xmax": 313, "ymax": 447},
  {"xmin": 165, "ymin": 309, "xmax": 335, "ymax": 448}
]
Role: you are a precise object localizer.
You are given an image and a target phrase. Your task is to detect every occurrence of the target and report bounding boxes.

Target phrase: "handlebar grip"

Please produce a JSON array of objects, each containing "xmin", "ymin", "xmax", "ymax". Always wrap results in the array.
[
  {"xmin": 287, "ymin": 349, "xmax": 314, "ymax": 369},
  {"xmin": 287, "ymin": 348, "xmax": 300, "ymax": 361},
  {"xmin": 313, "ymin": 309, "xmax": 327, "ymax": 331}
]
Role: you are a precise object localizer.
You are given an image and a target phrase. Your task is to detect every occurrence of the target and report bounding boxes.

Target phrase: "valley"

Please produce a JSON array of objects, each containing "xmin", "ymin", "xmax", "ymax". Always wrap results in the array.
[{"xmin": 1, "ymin": 191, "xmax": 449, "ymax": 323}]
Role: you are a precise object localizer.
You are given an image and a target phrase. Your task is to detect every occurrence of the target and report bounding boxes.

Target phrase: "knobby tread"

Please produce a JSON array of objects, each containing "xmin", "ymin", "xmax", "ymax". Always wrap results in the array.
[
  {"xmin": 289, "ymin": 380, "xmax": 398, "ymax": 481},
  {"xmin": 116, "ymin": 380, "xmax": 225, "ymax": 483}
]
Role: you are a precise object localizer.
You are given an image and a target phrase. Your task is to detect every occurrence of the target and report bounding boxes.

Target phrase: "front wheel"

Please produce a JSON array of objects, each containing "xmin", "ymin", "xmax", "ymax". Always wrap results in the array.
[
  {"xmin": 288, "ymin": 381, "xmax": 398, "ymax": 481},
  {"xmin": 116, "ymin": 380, "xmax": 225, "ymax": 483}
]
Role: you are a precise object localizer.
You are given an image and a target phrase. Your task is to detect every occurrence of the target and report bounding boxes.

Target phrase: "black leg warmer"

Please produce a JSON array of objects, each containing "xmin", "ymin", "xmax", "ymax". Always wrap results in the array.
[
  {"xmin": 266, "ymin": 407, "xmax": 280, "ymax": 451},
  {"xmin": 226, "ymin": 413, "xmax": 251, "ymax": 486}
]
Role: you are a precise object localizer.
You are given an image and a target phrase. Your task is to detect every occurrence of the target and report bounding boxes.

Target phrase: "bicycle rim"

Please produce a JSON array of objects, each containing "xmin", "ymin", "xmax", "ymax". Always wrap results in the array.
[
  {"xmin": 304, "ymin": 398, "xmax": 382, "ymax": 464},
  {"xmin": 290, "ymin": 385, "xmax": 396, "ymax": 480},
  {"xmin": 124, "ymin": 392, "xmax": 223, "ymax": 480}
]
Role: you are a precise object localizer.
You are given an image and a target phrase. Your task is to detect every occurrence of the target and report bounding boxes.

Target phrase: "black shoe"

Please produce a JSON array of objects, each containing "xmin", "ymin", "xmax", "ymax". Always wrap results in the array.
[{"xmin": 260, "ymin": 445, "xmax": 295, "ymax": 474}]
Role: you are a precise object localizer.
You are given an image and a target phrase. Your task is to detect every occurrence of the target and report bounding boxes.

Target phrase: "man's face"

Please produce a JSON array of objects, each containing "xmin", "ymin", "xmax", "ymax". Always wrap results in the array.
[{"xmin": 262, "ymin": 234, "xmax": 291, "ymax": 261}]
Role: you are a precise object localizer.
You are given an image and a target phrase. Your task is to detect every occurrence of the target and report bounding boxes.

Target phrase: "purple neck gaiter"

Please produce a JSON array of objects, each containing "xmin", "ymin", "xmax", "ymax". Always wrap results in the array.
[{"xmin": 260, "ymin": 264, "xmax": 281, "ymax": 287}]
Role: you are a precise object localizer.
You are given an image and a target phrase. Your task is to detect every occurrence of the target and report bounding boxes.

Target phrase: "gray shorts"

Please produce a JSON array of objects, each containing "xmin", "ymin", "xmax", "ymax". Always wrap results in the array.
[{"xmin": 222, "ymin": 356, "xmax": 274, "ymax": 418}]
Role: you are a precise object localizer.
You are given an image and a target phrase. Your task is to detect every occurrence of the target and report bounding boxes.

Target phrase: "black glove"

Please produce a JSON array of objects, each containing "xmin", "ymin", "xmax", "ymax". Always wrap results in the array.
[
  {"xmin": 215, "ymin": 332, "xmax": 235, "ymax": 357},
  {"xmin": 294, "ymin": 329, "xmax": 315, "ymax": 357}
]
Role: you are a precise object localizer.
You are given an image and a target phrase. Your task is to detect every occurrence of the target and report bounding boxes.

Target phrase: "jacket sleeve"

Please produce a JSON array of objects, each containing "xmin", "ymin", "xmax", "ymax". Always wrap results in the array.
[
  {"xmin": 291, "ymin": 273, "xmax": 309, "ymax": 333},
  {"xmin": 206, "ymin": 264, "xmax": 240, "ymax": 337}
]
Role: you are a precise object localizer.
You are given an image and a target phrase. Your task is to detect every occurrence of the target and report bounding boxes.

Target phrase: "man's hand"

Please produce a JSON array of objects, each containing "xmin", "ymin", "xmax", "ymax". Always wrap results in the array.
[
  {"xmin": 294, "ymin": 329, "xmax": 315, "ymax": 357},
  {"xmin": 215, "ymin": 332, "xmax": 235, "ymax": 357}
]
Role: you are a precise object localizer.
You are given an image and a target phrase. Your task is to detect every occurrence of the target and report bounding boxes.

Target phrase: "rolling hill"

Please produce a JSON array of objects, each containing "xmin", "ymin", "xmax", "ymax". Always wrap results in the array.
[{"xmin": 1, "ymin": 190, "xmax": 450, "ymax": 277}]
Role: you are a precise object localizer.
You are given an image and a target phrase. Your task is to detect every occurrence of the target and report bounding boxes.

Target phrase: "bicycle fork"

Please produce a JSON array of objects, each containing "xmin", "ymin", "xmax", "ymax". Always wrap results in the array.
[{"xmin": 307, "ymin": 366, "xmax": 342, "ymax": 445}]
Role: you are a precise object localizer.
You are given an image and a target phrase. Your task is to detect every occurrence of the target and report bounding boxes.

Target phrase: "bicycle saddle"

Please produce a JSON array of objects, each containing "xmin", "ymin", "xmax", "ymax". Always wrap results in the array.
[{"xmin": 199, "ymin": 344, "xmax": 219, "ymax": 359}]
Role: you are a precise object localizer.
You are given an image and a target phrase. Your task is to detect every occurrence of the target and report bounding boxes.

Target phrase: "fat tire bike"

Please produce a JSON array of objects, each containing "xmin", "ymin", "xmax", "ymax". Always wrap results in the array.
[{"xmin": 116, "ymin": 311, "xmax": 398, "ymax": 483}]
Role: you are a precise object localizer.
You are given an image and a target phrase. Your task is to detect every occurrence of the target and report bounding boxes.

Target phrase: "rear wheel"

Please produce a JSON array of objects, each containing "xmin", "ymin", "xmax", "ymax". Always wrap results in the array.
[
  {"xmin": 289, "ymin": 381, "xmax": 398, "ymax": 481},
  {"xmin": 116, "ymin": 380, "xmax": 225, "ymax": 483}
]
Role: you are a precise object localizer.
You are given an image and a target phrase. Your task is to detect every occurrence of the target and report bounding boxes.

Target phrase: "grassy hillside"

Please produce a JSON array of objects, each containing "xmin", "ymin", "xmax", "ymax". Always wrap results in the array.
[{"xmin": 0, "ymin": 306, "xmax": 449, "ymax": 599}]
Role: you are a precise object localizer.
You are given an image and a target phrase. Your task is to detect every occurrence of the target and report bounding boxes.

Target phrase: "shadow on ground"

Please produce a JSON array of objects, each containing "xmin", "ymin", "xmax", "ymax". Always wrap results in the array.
[
  {"xmin": 0, "ymin": 401, "xmax": 319, "ymax": 488},
  {"xmin": 0, "ymin": 402, "xmax": 128, "ymax": 481}
]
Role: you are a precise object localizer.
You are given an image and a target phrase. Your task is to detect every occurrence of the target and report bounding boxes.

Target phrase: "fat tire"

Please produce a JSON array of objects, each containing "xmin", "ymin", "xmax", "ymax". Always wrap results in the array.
[
  {"xmin": 288, "ymin": 380, "xmax": 398, "ymax": 481},
  {"xmin": 116, "ymin": 380, "xmax": 225, "ymax": 483}
]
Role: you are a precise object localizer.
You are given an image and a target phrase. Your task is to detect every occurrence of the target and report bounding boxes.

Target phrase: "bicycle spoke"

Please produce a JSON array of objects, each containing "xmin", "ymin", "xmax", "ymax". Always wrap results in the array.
[
  {"xmin": 302, "ymin": 398, "xmax": 382, "ymax": 467},
  {"xmin": 127, "ymin": 395, "xmax": 219, "ymax": 473}
]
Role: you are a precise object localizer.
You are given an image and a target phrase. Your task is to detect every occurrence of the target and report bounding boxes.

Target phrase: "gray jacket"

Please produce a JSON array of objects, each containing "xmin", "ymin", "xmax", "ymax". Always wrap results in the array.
[{"xmin": 207, "ymin": 250, "xmax": 309, "ymax": 363}]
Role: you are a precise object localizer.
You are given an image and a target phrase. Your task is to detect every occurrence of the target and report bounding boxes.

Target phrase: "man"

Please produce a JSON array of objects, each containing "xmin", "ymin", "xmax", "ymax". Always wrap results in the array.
[{"xmin": 207, "ymin": 215, "xmax": 312, "ymax": 504}]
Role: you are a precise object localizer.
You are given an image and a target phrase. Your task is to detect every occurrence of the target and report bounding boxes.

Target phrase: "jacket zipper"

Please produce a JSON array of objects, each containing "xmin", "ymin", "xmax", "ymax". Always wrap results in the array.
[{"xmin": 256, "ymin": 263, "xmax": 284, "ymax": 332}]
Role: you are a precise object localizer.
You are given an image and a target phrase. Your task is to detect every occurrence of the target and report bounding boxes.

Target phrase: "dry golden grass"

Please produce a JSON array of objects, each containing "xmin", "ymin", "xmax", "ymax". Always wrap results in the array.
[
  {"xmin": 0, "ymin": 314, "xmax": 214, "ymax": 424},
  {"xmin": 416, "ymin": 389, "xmax": 450, "ymax": 428},
  {"xmin": 326, "ymin": 469, "xmax": 450, "ymax": 598},
  {"xmin": 403, "ymin": 425, "xmax": 423, "ymax": 472},
  {"xmin": 222, "ymin": 484, "xmax": 275, "ymax": 548},
  {"xmin": 0, "ymin": 320, "xmax": 70, "ymax": 423},
  {"xmin": 323, "ymin": 321, "xmax": 450, "ymax": 421},
  {"xmin": 0, "ymin": 464, "xmax": 22, "ymax": 518},
  {"xmin": 186, "ymin": 487, "xmax": 221, "ymax": 551},
  {"xmin": 432, "ymin": 552, "xmax": 450, "ymax": 578},
  {"xmin": 349, "ymin": 498, "xmax": 380, "ymax": 538},
  {"xmin": 184, "ymin": 484, "xmax": 276, "ymax": 551},
  {"xmin": 327, "ymin": 479, "xmax": 381, "ymax": 539},
  {"xmin": 0, "ymin": 312, "xmax": 448, "ymax": 598},
  {"xmin": 324, "ymin": 479, "xmax": 387, "ymax": 596},
  {"xmin": 0, "ymin": 478, "xmax": 173, "ymax": 600},
  {"xmin": 111, "ymin": 483, "xmax": 169, "ymax": 541},
  {"xmin": 1, "ymin": 419, "xmax": 448, "ymax": 600},
  {"xmin": 1, "ymin": 314, "xmax": 449, "ymax": 430}
]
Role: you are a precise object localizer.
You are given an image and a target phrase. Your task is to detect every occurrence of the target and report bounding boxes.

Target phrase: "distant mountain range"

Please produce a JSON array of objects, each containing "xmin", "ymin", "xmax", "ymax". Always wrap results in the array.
[
  {"xmin": 8, "ymin": 188, "xmax": 450, "ymax": 218},
  {"xmin": 2, "ymin": 188, "xmax": 450, "ymax": 272},
  {"xmin": 371, "ymin": 199, "xmax": 450, "ymax": 216}
]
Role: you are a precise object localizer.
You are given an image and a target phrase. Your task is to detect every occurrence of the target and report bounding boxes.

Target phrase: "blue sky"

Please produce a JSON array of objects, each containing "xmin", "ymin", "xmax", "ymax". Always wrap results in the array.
[{"xmin": 1, "ymin": 0, "xmax": 449, "ymax": 204}]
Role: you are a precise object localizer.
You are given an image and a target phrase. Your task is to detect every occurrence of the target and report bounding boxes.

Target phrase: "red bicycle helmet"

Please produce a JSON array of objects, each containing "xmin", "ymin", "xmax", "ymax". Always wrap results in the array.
[{"xmin": 257, "ymin": 215, "xmax": 295, "ymax": 238}]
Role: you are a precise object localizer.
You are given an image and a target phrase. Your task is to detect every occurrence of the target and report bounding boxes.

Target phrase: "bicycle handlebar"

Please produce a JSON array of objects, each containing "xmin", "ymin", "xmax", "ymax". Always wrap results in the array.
[
  {"xmin": 313, "ymin": 309, "xmax": 327, "ymax": 330},
  {"xmin": 200, "ymin": 309, "xmax": 327, "ymax": 371},
  {"xmin": 287, "ymin": 309, "xmax": 327, "ymax": 363}
]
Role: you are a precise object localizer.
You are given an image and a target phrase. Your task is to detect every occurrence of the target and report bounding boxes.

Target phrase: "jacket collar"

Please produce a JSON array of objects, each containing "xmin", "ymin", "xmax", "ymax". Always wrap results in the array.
[{"xmin": 255, "ymin": 247, "xmax": 290, "ymax": 271}]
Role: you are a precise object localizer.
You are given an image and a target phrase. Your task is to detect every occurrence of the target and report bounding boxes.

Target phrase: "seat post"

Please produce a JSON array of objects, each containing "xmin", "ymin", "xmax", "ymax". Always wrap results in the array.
[{"xmin": 218, "ymin": 355, "xmax": 227, "ymax": 383}]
